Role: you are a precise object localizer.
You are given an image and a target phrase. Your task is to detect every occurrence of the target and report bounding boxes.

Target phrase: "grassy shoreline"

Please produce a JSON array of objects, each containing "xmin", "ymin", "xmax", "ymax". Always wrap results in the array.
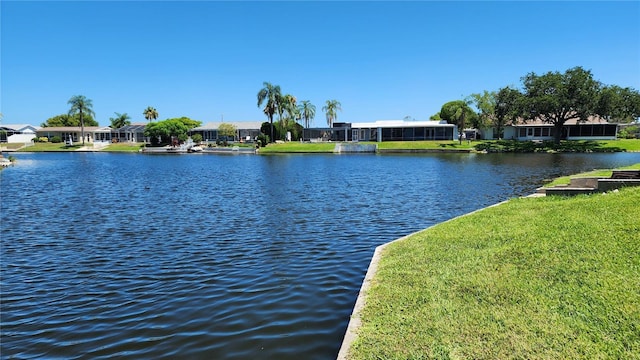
[
  {"xmin": 346, "ymin": 185, "xmax": 640, "ymax": 359},
  {"xmin": 4, "ymin": 139, "xmax": 639, "ymax": 153}
]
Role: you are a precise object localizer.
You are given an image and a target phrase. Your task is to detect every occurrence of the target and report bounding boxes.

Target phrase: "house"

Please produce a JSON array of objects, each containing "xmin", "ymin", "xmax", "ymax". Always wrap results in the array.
[
  {"xmin": 191, "ymin": 121, "xmax": 263, "ymax": 143},
  {"xmin": 303, "ymin": 120, "xmax": 457, "ymax": 142},
  {"xmin": 481, "ymin": 117, "xmax": 618, "ymax": 141},
  {"xmin": 0, "ymin": 124, "xmax": 42, "ymax": 143},
  {"xmin": 112, "ymin": 123, "xmax": 148, "ymax": 143},
  {"xmin": 36, "ymin": 126, "xmax": 114, "ymax": 144}
]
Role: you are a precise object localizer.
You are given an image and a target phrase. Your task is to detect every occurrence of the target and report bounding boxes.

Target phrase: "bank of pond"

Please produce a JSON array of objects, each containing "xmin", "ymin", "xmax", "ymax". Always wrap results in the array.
[{"xmin": 4, "ymin": 139, "xmax": 640, "ymax": 154}]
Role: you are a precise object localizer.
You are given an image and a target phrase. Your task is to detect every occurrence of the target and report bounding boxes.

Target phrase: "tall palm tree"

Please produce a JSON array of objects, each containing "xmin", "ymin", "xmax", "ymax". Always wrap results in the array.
[
  {"xmin": 281, "ymin": 94, "xmax": 298, "ymax": 138},
  {"xmin": 257, "ymin": 82, "xmax": 281, "ymax": 143},
  {"xmin": 68, "ymin": 95, "xmax": 95, "ymax": 145},
  {"xmin": 322, "ymin": 100, "xmax": 342, "ymax": 128},
  {"xmin": 143, "ymin": 106, "xmax": 159, "ymax": 123},
  {"xmin": 109, "ymin": 112, "xmax": 131, "ymax": 129},
  {"xmin": 298, "ymin": 100, "xmax": 316, "ymax": 128}
]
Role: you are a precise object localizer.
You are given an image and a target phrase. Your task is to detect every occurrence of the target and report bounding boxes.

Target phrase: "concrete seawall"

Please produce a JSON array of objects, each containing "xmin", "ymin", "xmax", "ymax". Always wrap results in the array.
[
  {"xmin": 334, "ymin": 143, "xmax": 378, "ymax": 153},
  {"xmin": 336, "ymin": 200, "xmax": 510, "ymax": 359}
]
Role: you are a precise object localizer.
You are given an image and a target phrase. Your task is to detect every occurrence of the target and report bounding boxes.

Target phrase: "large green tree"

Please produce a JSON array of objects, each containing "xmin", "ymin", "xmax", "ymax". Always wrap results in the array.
[
  {"xmin": 68, "ymin": 95, "xmax": 95, "ymax": 145},
  {"xmin": 257, "ymin": 82, "xmax": 281, "ymax": 143},
  {"xmin": 439, "ymin": 100, "xmax": 476, "ymax": 143},
  {"xmin": 218, "ymin": 123, "xmax": 237, "ymax": 145},
  {"xmin": 298, "ymin": 100, "xmax": 316, "ymax": 128},
  {"xmin": 521, "ymin": 66, "xmax": 601, "ymax": 144},
  {"xmin": 109, "ymin": 112, "xmax": 131, "ymax": 129},
  {"xmin": 469, "ymin": 91, "xmax": 496, "ymax": 130},
  {"xmin": 596, "ymin": 85, "xmax": 640, "ymax": 123},
  {"xmin": 41, "ymin": 113, "xmax": 98, "ymax": 127},
  {"xmin": 143, "ymin": 117, "xmax": 201, "ymax": 146},
  {"xmin": 322, "ymin": 100, "xmax": 342, "ymax": 127},
  {"xmin": 493, "ymin": 86, "xmax": 524, "ymax": 139},
  {"xmin": 143, "ymin": 106, "xmax": 159, "ymax": 123}
]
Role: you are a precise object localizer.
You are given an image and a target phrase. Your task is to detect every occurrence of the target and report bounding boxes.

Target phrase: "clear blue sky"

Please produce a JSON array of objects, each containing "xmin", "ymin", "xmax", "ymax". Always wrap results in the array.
[{"xmin": 2, "ymin": 1, "xmax": 639, "ymax": 127}]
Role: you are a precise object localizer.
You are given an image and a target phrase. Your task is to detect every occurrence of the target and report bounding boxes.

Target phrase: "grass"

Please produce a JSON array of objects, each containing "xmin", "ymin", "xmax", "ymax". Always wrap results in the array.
[
  {"xmin": 376, "ymin": 141, "xmax": 475, "ymax": 151},
  {"xmin": 239, "ymin": 139, "xmax": 640, "ymax": 154},
  {"xmin": 19, "ymin": 142, "xmax": 83, "ymax": 151},
  {"xmin": 597, "ymin": 139, "xmax": 640, "ymax": 152},
  {"xmin": 474, "ymin": 139, "xmax": 640, "ymax": 153},
  {"xmin": 9, "ymin": 139, "xmax": 640, "ymax": 153},
  {"xmin": 257, "ymin": 142, "xmax": 337, "ymax": 153},
  {"xmin": 545, "ymin": 163, "xmax": 640, "ymax": 187},
  {"xmin": 348, "ymin": 187, "xmax": 640, "ymax": 359},
  {"xmin": 0, "ymin": 143, "xmax": 26, "ymax": 150},
  {"xmin": 103, "ymin": 143, "xmax": 145, "ymax": 152}
]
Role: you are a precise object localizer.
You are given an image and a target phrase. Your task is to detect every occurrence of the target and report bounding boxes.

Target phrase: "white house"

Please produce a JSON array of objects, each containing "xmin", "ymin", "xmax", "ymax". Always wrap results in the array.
[
  {"xmin": 36, "ymin": 126, "xmax": 114, "ymax": 144},
  {"xmin": 481, "ymin": 117, "xmax": 618, "ymax": 141},
  {"xmin": 303, "ymin": 120, "xmax": 457, "ymax": 142},
  {"xmin": 1, "ymin": 124, "xmax": 42, "ymax": 143}
]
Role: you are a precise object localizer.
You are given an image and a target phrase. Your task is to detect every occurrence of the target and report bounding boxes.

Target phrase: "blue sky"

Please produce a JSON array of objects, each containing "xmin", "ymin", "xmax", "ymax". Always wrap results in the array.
[{"xmin": 2, "ymin": 1, "xmax": 639, "ymax": 127}]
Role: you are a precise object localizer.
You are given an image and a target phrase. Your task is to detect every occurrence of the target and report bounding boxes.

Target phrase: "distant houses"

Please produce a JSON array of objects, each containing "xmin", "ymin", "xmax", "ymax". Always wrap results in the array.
[
  {"xmin": 304, "ymin": 120, "xmax": 457, "ymax": 142},
  {"xmin": 191, "ymin": 121, "xmax": 263, "ymax": 143},
  {"xmin": 482, "ymin": 117, "xmax": 618, "ymax": 141},
  {"xmin": 1, "ymin": 118, "xmax": 623, "ymax": 144}
]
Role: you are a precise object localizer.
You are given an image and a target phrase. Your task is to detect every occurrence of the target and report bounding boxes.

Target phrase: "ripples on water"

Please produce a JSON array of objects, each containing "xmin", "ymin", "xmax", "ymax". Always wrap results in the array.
[{"xmin": 2, "ymin": 152, "xmax": 639, "ymax": 359}]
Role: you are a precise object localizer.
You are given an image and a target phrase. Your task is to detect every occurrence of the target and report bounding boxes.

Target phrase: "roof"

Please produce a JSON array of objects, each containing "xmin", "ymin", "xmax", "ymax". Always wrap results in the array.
[
  {"xmin": 115, "ymin": 124, "xmax": 146, "ymax": 132},
  {"xmin": 351, "ymin": 120, "xmax": 454, "ymax": 128},
  {"xmin": 37, "ymin": 126, "xmax": 113, "ymax": 132},
  {"xmin": 513, "ymin": 116, "xmax": 616, "ymax": 127},
  {"xmin": 192, "ymin": 121, "xmax": 264, "ymax": 131},
  {"xmin": 1, "ymin": 124, "xmax": 42, "ymax": 131}
]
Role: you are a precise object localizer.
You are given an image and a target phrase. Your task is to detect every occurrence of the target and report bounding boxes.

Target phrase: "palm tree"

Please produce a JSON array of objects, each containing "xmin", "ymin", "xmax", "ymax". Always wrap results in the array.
[
  {"xmin": 257, "ymin": 82, "xmax": 281, "ymax": 143},
  {"xmin": 143, "ymin": 106, "xmax": 158, "ymax": 123},
  {"xmin": 109, "ymin": 112, "xmax": 131, "ymax": 129},
  {"xmin": 298, "ymin": 100, "xmax": 316, "ymax": 128},
  {"xmin": 280, "ymin": 94, "xmax": 299, "ymax": 138},
  {"xmin": 68, "ymin": 95, "xmax": 95, "ymax": 145},
  {"xmin": 322, "ymin": 100, "xmax": 342, "ymax": 127}
]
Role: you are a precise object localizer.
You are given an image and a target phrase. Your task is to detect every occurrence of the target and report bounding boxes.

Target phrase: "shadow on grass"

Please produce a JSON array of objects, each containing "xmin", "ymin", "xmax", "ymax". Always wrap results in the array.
[
  {"xmin": 438, "ymin": 143, "xmax": 464, "ymax": 148},
  {"xmin": 474, "ymin": 140, "xmax": 624, "ymax": 153}
]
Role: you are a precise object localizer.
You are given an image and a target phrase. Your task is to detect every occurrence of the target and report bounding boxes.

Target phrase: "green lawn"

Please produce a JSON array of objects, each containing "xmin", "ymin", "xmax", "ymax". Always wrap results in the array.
[
  {"xmin": 103, "ymin": 143, "xmax": 145, "ymax": 152},
  {"xmin": 19, "ymin": 142, "xmax": 83, "ymax": 151},
  {"xmin": 377, "ymin": 141, "xmax": 475, "ymax": 151},
  {"xmin": 597, "ymin": 139, "xmax": 640, "ymax": 152},
  {"xmin": 257, "ymin": 142, "xmax": 337, "ymax": 153},
  {"xmin": 545, "ymin": 163, "xmax": 640, "ymax": 187},
  {"xmin": 348, "ymin": 187, "xmax": 640, "ymax": 359},
  {"xmin": 251, "ymin": 139, "xmax": 640, "ymax": 153},
  {"xmin": 474, "ymin": 139, "xmax": 640, "ymax": 153},
  {"xmin": 10, "ymin": 139, "xmax": 640, "ymax": 153}
]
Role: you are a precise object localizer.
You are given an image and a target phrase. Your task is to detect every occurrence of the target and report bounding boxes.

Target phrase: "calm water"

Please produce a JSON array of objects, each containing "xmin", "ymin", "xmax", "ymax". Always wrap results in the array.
[{"xmin": 2, "ymin": 151, "xmax": 639, "ymax": 359}]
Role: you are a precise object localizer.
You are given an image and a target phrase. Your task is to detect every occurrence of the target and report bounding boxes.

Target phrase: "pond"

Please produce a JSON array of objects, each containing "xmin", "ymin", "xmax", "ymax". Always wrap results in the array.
[{"xmin": 2, "ymin": 152, "xmax": 639, "ymax": 359}]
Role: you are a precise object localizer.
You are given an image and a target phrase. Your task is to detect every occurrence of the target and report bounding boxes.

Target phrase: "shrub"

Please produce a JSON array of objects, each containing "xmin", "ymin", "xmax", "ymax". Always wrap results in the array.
[
  {"xmin": 51, "ymin": 136, "xmax": 62, "ymax": 143},
  {"xmin": 618, "ymin": 126, "xmax": 638, "ymax": 139},
  {"xmin": 257, "ymin": 133, "xmax": 269, "ymax": 147},
  {"xmin": 192, "ymin": 134, "xmax": 203, "ymax": 143}
]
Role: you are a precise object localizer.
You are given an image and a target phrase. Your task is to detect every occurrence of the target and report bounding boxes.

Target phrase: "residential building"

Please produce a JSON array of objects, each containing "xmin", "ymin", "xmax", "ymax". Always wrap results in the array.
[
  {"xmin": 191, "ymin": 121, "xmax": 263, "ymax": 143},
  {"xmin": 303, "ymin": 120, "xmax": 457, "ymax": 142},
  {"xmin": 1, "ymin": 124, "xmax": 42, "ymax": 143},
  {"xmin": 36, "ymin": 126, "xmax": 114, "ymax": 144},
  {"xmin": 481, "ymin": 117, "xmax": 618, "ymax": 141}
]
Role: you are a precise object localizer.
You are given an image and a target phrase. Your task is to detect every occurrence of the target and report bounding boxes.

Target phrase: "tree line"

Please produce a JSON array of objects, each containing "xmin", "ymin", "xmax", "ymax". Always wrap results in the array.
[
  {"xmin": 257, "ymin": 81, "xmax": 341, "ymax": 142},
  {"xmin": 433, "ymin": 66, "xmax": 640, "ymax": 144}
]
